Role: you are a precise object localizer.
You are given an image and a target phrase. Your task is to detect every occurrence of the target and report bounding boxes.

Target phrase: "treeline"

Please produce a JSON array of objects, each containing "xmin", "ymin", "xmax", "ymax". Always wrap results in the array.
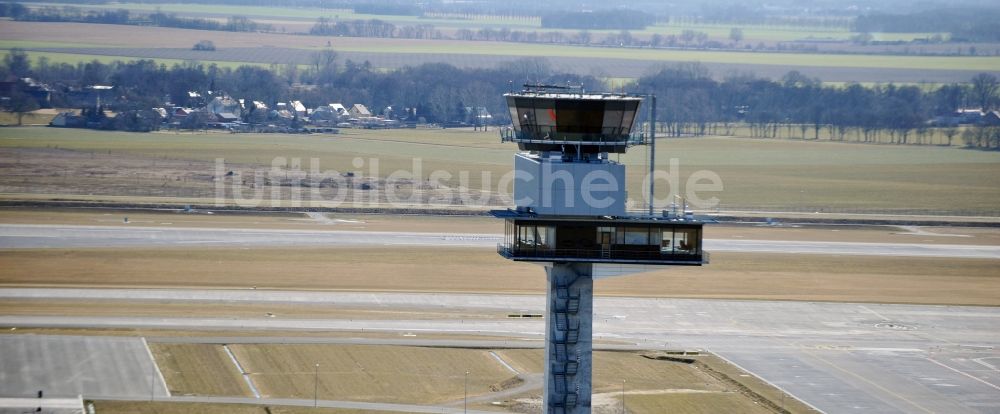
[
  {"xmin": 684, "ymin": 4, "xmax": 852, "ymax": 28},
  {"xmin": 352, "ymin": 3, "xmax": 420, "ymax": 16},
  {"xmin": 540, "ymin": 9, "xmax": 654, "ymax": 30},
  {"xmin": 631, "ymin": 64, "xmax": 999, "ymax": 148},
  {"xmin": 1, "ymin": 49, "xmax": 588, "ymax": 125},
  {"xmin": 12, "ymin": 0, "xmax": 999, "ymax": 30},
  {"xmin": 1, "ymin": 0, "xmax": 411, "ymax": 10},
  {"xmin": 5, "ymin": 48, "xmax": 999, "ymax": 148},
  {"xmin": 309, "ymin": 18, "xmax": 439, "ymax": 39},
  {"xmin": 308, "ymin": 18, "xmax": 736, "ymax": 50},
  {"xmin": 0, "ymin": 4, "xmax": 272, "ymax": 32},
  {"xmin": 853, "ymin": 8, "xmax": 1000, "ymax": 42}
]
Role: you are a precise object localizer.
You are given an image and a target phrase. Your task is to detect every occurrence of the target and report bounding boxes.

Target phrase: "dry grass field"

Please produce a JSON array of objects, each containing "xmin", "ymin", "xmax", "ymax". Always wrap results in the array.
[
  {"xmin": 3, "ymin": 21, "xmax": 998, "ymax": 72},
  {"xmin": 1, "ymin": 247, "xmax": 997, "ymax": 305},
  {"xmin": 4, "ymin": 207, "xmax": 1000, "ymax": 244},
  {"xmin": 146, "ymin": 343, "xmax": 810, "ymax": 414},
  {"xmin": 0, "ymin": 208, "xmax": 504, "ymax": 233},
  {"xmin": 152, "ymin": 343, "xmax": 252, "ymax": 397},
  {"xmin": 0, "ymin": 299, "xmax": 504, "ymax": 321},
  {"xmin": 92, "ymin": 401, "xmax": 401, "ymax": 414},
  {"xmin": 231, "ymin": 344, "xmax": 510, "ymax": 404},
  {"xmin": 2, "ymin": 127, "xmax": 998, "ymax": 215},
  {"xmin": 3, "ymin": 20, "xmax": 999, "ymax": 83},
  {"xmin": 0, "ymin": 109, "xmax": 61, "ymax": 126},
  {"xmin": 22, "ymin": 2, "xmax": 939, "ymax": 45}
]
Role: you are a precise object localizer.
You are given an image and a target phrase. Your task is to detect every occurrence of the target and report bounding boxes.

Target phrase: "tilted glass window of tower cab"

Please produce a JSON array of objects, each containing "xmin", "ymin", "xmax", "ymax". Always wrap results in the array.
[{"xmin": 495, "ymin": 85, "xmax": 707, "ymax": 266}]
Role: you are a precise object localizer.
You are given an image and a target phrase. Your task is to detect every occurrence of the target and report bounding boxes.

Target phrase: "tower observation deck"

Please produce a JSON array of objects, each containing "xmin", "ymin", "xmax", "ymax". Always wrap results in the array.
[{"xmin": 493, "ymin": 86, "xmax": 706, "ymax": 414}]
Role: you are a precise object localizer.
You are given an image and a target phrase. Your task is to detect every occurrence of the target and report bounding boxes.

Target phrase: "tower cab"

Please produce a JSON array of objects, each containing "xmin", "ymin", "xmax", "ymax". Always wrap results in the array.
[{"xmin": 493, "ymin": 87, "xmax": 706, "ymax": 266}]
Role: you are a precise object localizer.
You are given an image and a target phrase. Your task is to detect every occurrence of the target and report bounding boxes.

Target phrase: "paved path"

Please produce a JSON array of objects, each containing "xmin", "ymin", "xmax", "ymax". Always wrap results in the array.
[
  {"xmin": 0, "ymin": 335, "xmax": 169, "ymax": 399},
  {"xmin": 3, "ymin": 224, "xmax": 999, "ymax": 258},
  {"xmin": 0, "ymin": 396, "xmax": 84, "ymax": 414},
  {"xmin": 106, "ymin": 395, "xmax": 500, "ymax": 414},
  {"xmin": 1, "ymin": 288, "xmax": 998, "ymax": 413}
]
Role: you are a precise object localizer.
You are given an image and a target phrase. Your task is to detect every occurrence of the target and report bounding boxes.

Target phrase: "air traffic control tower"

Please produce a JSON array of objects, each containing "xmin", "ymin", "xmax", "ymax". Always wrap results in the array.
[{"xmin": 493, "ymin": 86, "xmax": 707, "ymax": 413}]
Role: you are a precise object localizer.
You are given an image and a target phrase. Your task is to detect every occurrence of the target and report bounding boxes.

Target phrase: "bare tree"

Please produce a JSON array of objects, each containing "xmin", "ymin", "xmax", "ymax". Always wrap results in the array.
[
  {"xmin": 498, "ymin": 57, "xmax": 551, "ymax": 83},
  {"xmin": 310, "ymin": 49, "xmax": 338, "ymax": 74},
  {"xmin": 729, "ymin": 27, "xmax": 744, "ymax": 45},
  {"xmin": 942, "ymin": 127, "xmax": 959, "ymax": 146},
  {"xmin": 7, "ymin": 90, "xmax": 38, "ymax": 126},
  {"xmin": 971, "ymin": 73, "xmax": 998, "ymax": 111},
  {"xmin": 309, "ymin": 49, "xmax": 338, "ymax": 85}
]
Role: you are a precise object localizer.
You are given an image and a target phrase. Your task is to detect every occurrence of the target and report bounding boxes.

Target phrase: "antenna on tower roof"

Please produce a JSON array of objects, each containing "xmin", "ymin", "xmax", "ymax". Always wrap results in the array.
[{"xmin": 523, "ymin": 83, "xmax": 582, "ymax": 92}]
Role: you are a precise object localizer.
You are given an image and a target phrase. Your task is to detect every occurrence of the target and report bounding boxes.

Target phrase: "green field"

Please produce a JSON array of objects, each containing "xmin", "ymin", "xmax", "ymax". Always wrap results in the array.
[
  {"xmin": 319, "ymin": 42, "xmax": 999, "ymax": 71},
  {"xmin": 27, "ymin": 2, "xmax": 542, "ymax": 30},
  {"xmin": 30, "ymin": 1, "xmax": 941, "ymax": 43},
  {"xmin": 2, "ymin": 18, "xmax": 993, "ymax": 79},
  {"xmin": 14, "ymin": 50, "xmax": 257, "ymax": 70},
  {"xmin": 0, "ymin": 40, "xmax": 119, "ymax": 49},
  {"xmin": 8, "ymin": 37, "xmax": 996, "ymax": 73},
  {"xmin": 637, "ymin": 24, "xmax": 938, "ymax": 43},
  {"xmin": 1, "ymin": 126, "xmax": 997, "ymax": 214}
]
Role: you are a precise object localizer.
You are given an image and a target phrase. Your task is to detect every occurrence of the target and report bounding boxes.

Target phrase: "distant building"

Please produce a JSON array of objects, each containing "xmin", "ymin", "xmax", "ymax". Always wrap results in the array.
[
  {"xmin": 957, "ymin": 109, "xmax": 985, "ymax": 124},
  {"xmin": 290, "ymin": 100, "xmax": 307, "ymax": 118},
  {"xmin": 171, "ymin": 107, "xmax": 191, "ymax": 120},
  {"xmin": 49, "ymin": 111, "xmax": 85, "ymax": 128},
  {"xmin": 215, "ymin": 112, "xmax": 240, "ymax": 123},
  {"xmin": 310, "ymin": 105, "xmax": 341, "ymax": 124},
  {"xmin": 0, "ymin": 77, "xmax": 55, "ymax": 108},
  {"xmin": 207, "ymin": 96, "xmax": 241, "ymax": 116},
  {"xmin": 64, "ymin": 85, "xmax": 114, "ymax": 108},
  {"xmin": 186, "ymin": 91, "xmax": 206, "ymax": 107},
  {"xmin": 349, "ymin": 104, "xmax": 372, "ymax": 118},
  {"xmin": 464, "ymin": 106, "xmax": 493, "ymax": 125},
  {"xmin": 21, "ymin": 78, "xmax": 53, "ymax": 108},
  {"xmin": 330, "ymin": 103, "xmax": 349, "ymax": 118},
  {"xmin": 983, "ymin": 111, "xmax": 1000, "ymax": 126}
]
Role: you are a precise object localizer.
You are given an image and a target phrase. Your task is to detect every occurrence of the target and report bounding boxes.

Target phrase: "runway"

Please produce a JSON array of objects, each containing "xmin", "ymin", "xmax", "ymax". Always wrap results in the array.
[
  {"xmin": 3, "ymin": 223, "xmax": 1000, "ymax": 259},
  {"xmin": 1, "ymin": 288, "xmax": 998, "ymax": 413},
  {"xmin": 2, "ymin": 222, "xmax": 998, "ymax": 412}
]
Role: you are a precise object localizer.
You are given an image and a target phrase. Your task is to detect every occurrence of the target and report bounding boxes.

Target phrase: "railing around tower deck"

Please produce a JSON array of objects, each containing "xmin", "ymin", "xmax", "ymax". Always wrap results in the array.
[
  {"xmin": 500, "ymin": 127, "xmax": 647, "ymax": 147},
  {"xmin": 497, "ymin": 243, "xmax": 707, "ymax": 265}
]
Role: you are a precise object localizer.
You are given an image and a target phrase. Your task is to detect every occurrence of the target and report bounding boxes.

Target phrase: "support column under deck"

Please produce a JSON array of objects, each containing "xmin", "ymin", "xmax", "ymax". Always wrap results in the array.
[{"xmin": 543, "ymin": 262, "xmax": 594, "ymax": 414}]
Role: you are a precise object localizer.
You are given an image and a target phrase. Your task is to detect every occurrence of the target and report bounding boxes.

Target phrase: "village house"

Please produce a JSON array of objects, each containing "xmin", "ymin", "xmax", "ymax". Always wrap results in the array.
[{"xmin": 349, "ymin": 103, "xmax": 372, "ymax": 118}]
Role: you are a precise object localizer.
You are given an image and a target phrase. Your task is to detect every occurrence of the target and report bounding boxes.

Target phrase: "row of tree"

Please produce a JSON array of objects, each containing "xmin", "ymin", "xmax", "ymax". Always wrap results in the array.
[
  {"xmin": 309, "ymin": 18, "xmax": 436, "ymax": 39},
  {"xmin": 3, "ymin": 48, "xmax": 999, "ymax": 148},
  {"xmin": 853, "ymin": 8, "xmax": 1000, "ymax": 42},
  {"xmin": 306, "ymin": 17, "xmax": 746, "ymax": 51},
  {"xmin": 540, "ymin": 9, "xmax": 654, "ymax": 30},
  {"xmin": 1, "ymin": 4, "xmax": 272, "ymax": 32},
  {"xmin": 631, "ymin": 65, "xmax": 999, "ymax": 147}
]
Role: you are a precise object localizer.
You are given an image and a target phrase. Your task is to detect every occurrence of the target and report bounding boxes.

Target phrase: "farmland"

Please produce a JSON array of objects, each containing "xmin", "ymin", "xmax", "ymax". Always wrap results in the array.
[
  {"xmin": 25, "ymin": 1, "xmax": 939, "ymax": 44},
  {"xmin": 2, "ymin": 21, "xmax": 998, "ymax": 83},
  {"xmin": 2, "ymin": 127, "xmax": 998, "ymax": 215},
  {"xmin": 21, "ymin": 46, "xmax": 990, "ymax": 84}
]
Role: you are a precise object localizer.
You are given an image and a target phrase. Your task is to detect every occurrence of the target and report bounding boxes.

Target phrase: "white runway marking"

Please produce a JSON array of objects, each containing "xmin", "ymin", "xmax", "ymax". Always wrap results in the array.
[
  {"xmin": 142, "ymin": 337, "xmax": 172, "ymax": 398},
  {"xmin": 223, "ymin": 344, "xmax": 261, "ymax": 399},
  {"xmin": 488, "ymin": 351, "xmax": 519, "ymax": 375},
  {"xmin": 860, "ymin": 305, "xmax": 892, "ymax": 322},
  {"xmin": 3, "ymin": 223, "xmax": 999, "ymax": 258},
  {"xmin": 926, "ymin": 358, "xmax": 1000, "ymax": 392}
]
